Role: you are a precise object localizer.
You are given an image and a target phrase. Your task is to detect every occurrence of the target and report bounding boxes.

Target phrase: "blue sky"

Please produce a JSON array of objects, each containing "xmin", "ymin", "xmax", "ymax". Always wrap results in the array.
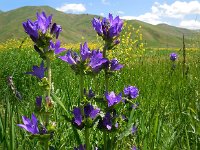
[{"xmin": 0, "ymin": 0, "xmax": 200, "ymax": 29}]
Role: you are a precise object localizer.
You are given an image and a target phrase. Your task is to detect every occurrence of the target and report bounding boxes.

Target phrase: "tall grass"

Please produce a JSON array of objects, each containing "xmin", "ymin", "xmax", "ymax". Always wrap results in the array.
[{"xmin": 0, "ymin": 47, "xmax": 199, "ymax": 149}]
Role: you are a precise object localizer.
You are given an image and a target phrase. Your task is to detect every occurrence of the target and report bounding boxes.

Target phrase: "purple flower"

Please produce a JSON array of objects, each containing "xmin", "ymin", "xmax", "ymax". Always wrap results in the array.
[
  {"xmin": 36, "ymin": 12, "xmax": 52, "ymax": 34},
  {"xmin": 132, "ymin": 125, "xmax": 137, "ymax": 134},
  {"xmin": 110, "ymin": 58, "xmax": 123, "ymax": 71},
  {"xmin": 72, "ymin": 107, "xmax": 82, "ymax": 126},
  {"xmin": 124, "ymin": 86, "xmax": 139, "ymax": 99},
  {"xmin": 92, "ymin": 18, "xmax": 103, "ymax": 35},
  {"xmin": 92, "ymin": 13, "xmax": 123, "ymax": 39},
  {"xmin": 84, "ymin": 104, "xmax": 100, "ymax": 119},
  {"xmin": 132, "ymin": 146, "xmax": 138, "ymax": 150},
  {"xmin": 132, "ymin": 102, "xmax": 139, "ymax": 109},
  {"xmin": 84, "ymin": 88, "xmax": 95, "ymax": 99},
  {"xmin": 59, "ymin": 50, "xmax": 80, "ymax": 65},
  {"xmin": 105, "ymin": 91, "xmax": 122, "ymax": 107},
  {"xmin": 23, "ymin": 19, "xmax": 39, "ymax": 42},
  {"xmin": 17, "ymin": 113, "xmax": 39, "ymax": 134},
  {"xmin": 101, "ymin": 112, "xmax": 112, "ymax": 130},
  {"xmin": 108, "ymin": 14, "xmax": 123, "ymax": 38},
  {"xmin": 89, "ymin": 50, "xmax": 108, "ymax": 72},
  {"xmin": 74, "ymin": 144, "xmax": 86, "ymax": 150},
  {"xmin": 49, "ymin": 40, "xmax": 66, "ymax": 54},
  {"xmin": 80, "ymin": 42, "xmax": 91, "ymax": 61},
  {"xmin": 26, "ymin": 61, "xmax": 47, "ymax": 79},
  {"xmin": 36, "ymin": 96, "xmax": 42, "ymax": 108},
  {"xmin": 170, "ymin": 53, "xmax": 177, "ymax": 61},
  {"xmin": 50, "ymin": 23, "xmax": 62, "ymax": 39}
]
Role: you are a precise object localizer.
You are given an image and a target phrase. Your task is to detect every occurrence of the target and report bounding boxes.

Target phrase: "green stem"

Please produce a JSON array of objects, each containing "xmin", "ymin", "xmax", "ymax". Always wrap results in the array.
[
  {"xmin": 103, "ymin": 132, "xmax": 107, "ymax": 150},
  {"xmin": 103, "ymin": 44, "xmax": 109, "ymax": 91},
  {"xmin": 103, "ymin": 43, "xmax": 109, "ymax": 150},
  {"xmin": 45, "ymin": 58, "xmax": 51, "ymax": 127},
  {"xmin": 44, "ymin": 140, "xmax": 49, "ymax": 150},
  {"xmin": 46, "ymin": 58, "xmax": 51, "ymax": 98},
  {"xmin": 84, "ymin": 124, "xmax": 90, "ymax": 150},
  {"xmin": 79, "ymin": 73, "xmax": 84, "ymax": 106}
]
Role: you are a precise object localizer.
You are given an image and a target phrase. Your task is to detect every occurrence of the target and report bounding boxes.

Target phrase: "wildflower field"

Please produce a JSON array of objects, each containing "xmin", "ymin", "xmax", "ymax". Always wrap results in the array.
[{"xmin": 0, "ymin": 12, "xmax": 200, "ymax": 150}]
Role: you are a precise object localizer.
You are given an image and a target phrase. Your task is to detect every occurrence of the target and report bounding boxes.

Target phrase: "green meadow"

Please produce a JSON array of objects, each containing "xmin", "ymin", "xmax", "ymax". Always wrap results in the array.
[{"xmin": 0, "ymin": 46, "xmax": 199, "ymax": 149}]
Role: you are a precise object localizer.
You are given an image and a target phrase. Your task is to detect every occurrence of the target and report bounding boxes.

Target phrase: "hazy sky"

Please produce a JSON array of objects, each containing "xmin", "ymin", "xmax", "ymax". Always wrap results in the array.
[{"xmin": 0, "ymin": 0, "xmax": 200, "ymax": 29}]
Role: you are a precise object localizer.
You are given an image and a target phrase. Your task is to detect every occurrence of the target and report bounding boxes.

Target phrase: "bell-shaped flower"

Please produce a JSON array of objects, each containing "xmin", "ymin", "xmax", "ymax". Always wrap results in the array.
[
  {"xmin": 72, "ymin": 107, "xmax": 83, "ymax": 126},
  {"xmin": 36, "ymin": 12, "xmax": 52, "ymax": 34},
  {"xmin": 89, "ymin": 50, "xmax": 108, "ymax": 72},
  {"xmin": 84, "ymin": 88, "xmax": 95, "ymax": 99},
  {"xmin": 84, "ymin": 104, "xmax": 100, "ymax": 119},
  {"xmin": 105, "ymin": 91, "xmax": 122, "ymax": 107},
  {"xmin": 17, "ymin": 113, "xmax": 39, "ymax": 134},
  {"xmin": 99, "ymin": 112, "xmax": 112, "ymax": 130},
  {"xmin": 50, "ymin": 23, "xmax": 62, "ymax": 39},
  {"xmin": 74, "ymin": 144, "xmax": 86, "ymax": 150},
  {"xmin": 49, "ymin": 40, "xmax": 66, "ymax": 55},
  {"xmin": 59, "ymin": 50, "xmax": 80, "ymax": 65},
  {"xmin": 80, "ymin": 42, "xmax": 91, "ymax": 61},
  {"xmin": 92, "ymin": 18, "xmax": 103, "ymax": 35},
  {"xmin": 170, "ymin": 53, "xmax": 177, "ymax": 61},
  {"xmin": 23, "ymin": 19, "xmax": 39, "ymax": 42},
  {"xmin": 124, "ymin": 86, "xmax": 139, "ymax": 99},
  {"xmin": 109, "ymin": 58, "xmax": 123, "ymax": 71},
  {"xmin": 108, "ymin": 13, "xmax": 123, "ymax": 38},
  {"xmin": 35, "ymin": 96, "xmax": 42, "ymax": 109},
  {"xmin": 26, "ymin": 61, "xmax": 47, "ymax": 79}
]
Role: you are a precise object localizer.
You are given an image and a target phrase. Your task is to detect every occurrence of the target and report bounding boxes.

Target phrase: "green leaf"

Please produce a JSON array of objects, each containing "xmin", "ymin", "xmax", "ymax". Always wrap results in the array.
[{"xmin": 51, "ymin": 93, "xmax": 68, "ymax": 113}]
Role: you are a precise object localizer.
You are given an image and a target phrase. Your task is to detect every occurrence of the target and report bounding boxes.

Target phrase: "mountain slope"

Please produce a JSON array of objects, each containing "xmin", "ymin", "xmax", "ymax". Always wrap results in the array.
[{"xmin": 0, "ymin": 6, "xmax": 197, "ymax": 48}]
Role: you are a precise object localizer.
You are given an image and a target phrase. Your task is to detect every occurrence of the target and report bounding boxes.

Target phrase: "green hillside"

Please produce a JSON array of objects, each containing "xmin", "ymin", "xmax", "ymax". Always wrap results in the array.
[{"xmin": 0, "ymin": 6, "xmax": 197, "ymax": 47}]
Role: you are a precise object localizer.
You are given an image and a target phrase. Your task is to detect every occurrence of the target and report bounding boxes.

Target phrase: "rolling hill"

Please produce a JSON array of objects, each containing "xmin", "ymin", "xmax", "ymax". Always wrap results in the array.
[{"xmin": 0, "ymin": 6, "xmax": 198, "ymax": 48}]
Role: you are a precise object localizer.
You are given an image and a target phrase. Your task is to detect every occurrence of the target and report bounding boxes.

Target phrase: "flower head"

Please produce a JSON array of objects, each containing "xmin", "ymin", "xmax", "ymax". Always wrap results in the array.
[
  {"xmin": 59, "ymin": 50, "xmax": 80, "ymax": 65},
  {"xmin": 84, "ymin": 104, "xmax": 100, "ymax": 119},
  {"xmin": 84, "ymin": 88, "xmax": 95, "ymax": 99},
  {"xmin": 17, "ymin": 113, "xmax": 39, "ymax": 134},
  {"xmin": 109, "ymin": 58, "xmax": 123, "ymax": 71},
  {"xmin": 36, "ymin": 96, "xmax": 42, "ymax": 109},
  {"xmin": 105, "ymin": 91, "xmax": 122, "ymax": 107},
  {"xmin": 50, "ymin": 23, "xmax": 62, "ymax": 39},
  {"xmin": 92, "ymin": 13, "xmax": 123, "ymax": 40},
  {"xmin": 80, "ymin": 42, "xmax": 91, "ymax": 61},
  {"xmin": 49, "ymin": 40, "xmax": 66, "ymax": 55},
  {"xmin": 132, "ymin": 125, "xmax": 137, "ymax": 134},
  {"xmin": 124, "ymin": 86, "xmax": 139, "ymax": 99},
  {"xmin": 74, "ymin": 144, "xmax": 86, "ymax": 150},
  {"xmin": 23, "ymin": 19, "xmax": 39, "ymax": 42},
  {"xmin": 98, "ymin": 112, "xmax": 112, "ymax": 130},
  {"xmin": 26, "ymin": 61, "xmax": 47, "ymax": 79},
  {"xmin": 36, "ymin": 12, "xmax": 52, "ymax": 34},
  {"xmin": 72, "ymin": 107, "xmax": 83, "ymax": 126},
  {"xmin": 170, "ymin": 53, "xmax": 177, "ymax": 61},
  {"xmin": 89, "ymin": 50, "xmax": 108, "ymax": 72}
]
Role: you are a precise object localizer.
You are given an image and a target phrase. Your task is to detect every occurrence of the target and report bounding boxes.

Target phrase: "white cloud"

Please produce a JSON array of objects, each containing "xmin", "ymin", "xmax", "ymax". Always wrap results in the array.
[
  {"xmin": 100, "ymin": 12, "xmax": 105, "ymax": 16},
  {"xmin": 121, "ymin": 1, "xmax": 200, "ymax": 29},
  {"xmin": 102, "ymin": 0, "xmax": 109, "ymax": 5},
  {"xmin": 154, "ymin": 1, "xmax": 200, "ymax": 18},
  {"xmin": 121, "ymin": 12, "xmax": 162, "ymax": 25},
  {"xmin": 56, "ymin": 3, "xmax": 86, "ymax": 13},
  {"xmin": 117, "ymin": 11, "xmax": 124, "ymax": 15},
  {"xmin": 179, "ymin": 20, "xmax": 200, "ymax": 29}
]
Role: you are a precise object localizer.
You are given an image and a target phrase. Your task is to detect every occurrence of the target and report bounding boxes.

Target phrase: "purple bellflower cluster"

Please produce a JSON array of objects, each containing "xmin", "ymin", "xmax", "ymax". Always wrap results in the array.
[
  {"xmin": 92, "ymin": 14, "xmax": 123, "ymax": 45},
  {"xmin": 20, "ymin": 11, "xmax": 140, "ymax": 150},
  {"xmin": 59, "ymin": 42, "xmax": 123, "ymax": 75},
  {"xmin": 72, "ymin": 104, "xmax": 100, "ymax": 128},
  {"xmin": 23, "ymin": 12, "xmax": 65, "ymax": 60}
]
